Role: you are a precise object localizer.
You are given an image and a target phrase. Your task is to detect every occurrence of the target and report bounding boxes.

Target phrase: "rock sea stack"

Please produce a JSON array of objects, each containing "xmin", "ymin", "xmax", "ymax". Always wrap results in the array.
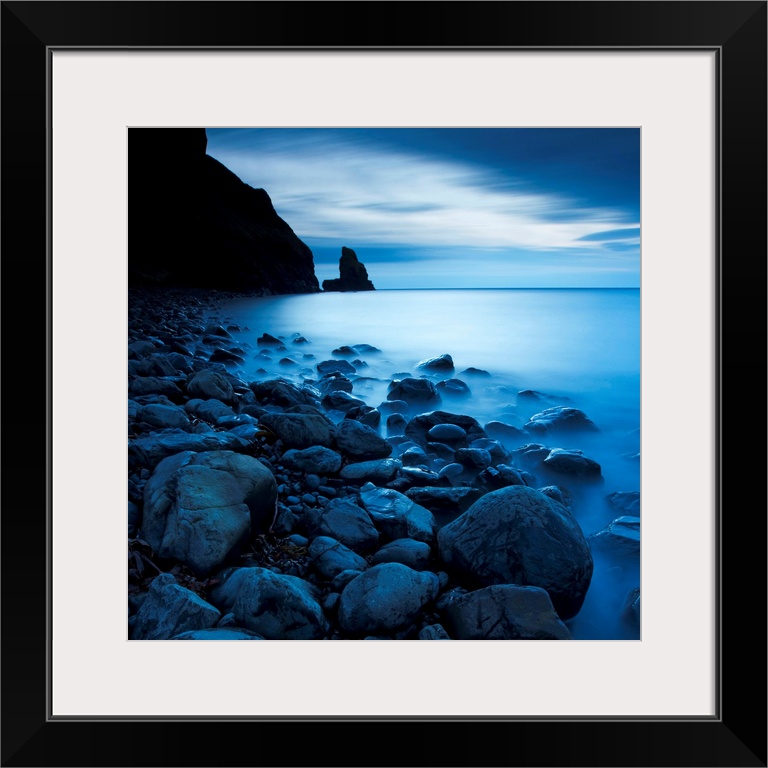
[{"xmin": 322, "ymin": 247, "xmax": 376, "ymax": 291}]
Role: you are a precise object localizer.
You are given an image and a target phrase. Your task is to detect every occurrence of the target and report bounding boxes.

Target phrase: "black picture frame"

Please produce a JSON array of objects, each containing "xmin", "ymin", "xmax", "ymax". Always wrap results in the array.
[{"xmin": 2, "ymin": 2, "xmax": 765, "ymax": 766}]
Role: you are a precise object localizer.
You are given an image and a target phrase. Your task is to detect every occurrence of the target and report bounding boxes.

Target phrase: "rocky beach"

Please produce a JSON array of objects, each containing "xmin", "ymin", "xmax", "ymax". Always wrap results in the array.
[{"xmin": 127, "ymin": 285, "xmax": 640, "ymax": 641}]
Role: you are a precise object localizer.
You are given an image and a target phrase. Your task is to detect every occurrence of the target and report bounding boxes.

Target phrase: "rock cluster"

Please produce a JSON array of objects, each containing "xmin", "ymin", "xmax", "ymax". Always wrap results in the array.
[{"xmin": 127, "ymin": 287, "xmax": 639, "ymax": 641}]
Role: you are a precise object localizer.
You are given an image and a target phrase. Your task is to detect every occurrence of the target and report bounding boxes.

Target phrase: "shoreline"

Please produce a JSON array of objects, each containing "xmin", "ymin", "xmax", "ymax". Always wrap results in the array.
[{"xmin": 128, "ymin": 286, "xmax": 640, "ymax": 641}]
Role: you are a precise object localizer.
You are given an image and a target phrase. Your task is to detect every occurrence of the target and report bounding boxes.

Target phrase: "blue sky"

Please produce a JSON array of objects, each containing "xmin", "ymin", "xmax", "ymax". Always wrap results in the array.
[{"xmin": 206, "ymin": 128, "xmax": 640, "ymax": 289}]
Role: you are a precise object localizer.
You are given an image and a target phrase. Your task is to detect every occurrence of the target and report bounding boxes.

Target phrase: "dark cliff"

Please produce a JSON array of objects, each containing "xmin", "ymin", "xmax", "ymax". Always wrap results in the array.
[
  {"xmin": 322, "ymin": 247, "xmax": 376, "ymax": 292},
  {"xmin": 129, "ymin": 128, "xmax": 320, "ymax": 294}
]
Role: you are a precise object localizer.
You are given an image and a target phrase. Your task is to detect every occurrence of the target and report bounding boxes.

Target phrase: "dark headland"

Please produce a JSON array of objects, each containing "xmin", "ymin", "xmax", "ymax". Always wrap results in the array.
[{"xmin": 128, "ymin": 128, "xmax": 319, "ymax": 294}]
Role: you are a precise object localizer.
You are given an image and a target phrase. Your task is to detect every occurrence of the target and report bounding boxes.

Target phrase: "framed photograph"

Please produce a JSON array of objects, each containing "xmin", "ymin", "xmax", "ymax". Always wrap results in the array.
[{"xmin": 3, "ymin": 1, "xmax": 765, "ymax": 765}]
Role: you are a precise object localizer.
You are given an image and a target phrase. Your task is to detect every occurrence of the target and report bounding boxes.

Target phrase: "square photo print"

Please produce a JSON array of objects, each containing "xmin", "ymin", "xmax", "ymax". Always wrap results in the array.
[{"xmin": 127, "ymin": 127, "xmax": 640, "ymax": 641}]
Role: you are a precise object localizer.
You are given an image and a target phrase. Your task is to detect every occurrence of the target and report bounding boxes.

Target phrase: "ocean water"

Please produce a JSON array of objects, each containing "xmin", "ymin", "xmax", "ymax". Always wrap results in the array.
[{"xmin": 208, "ymin": 288, "xmax": 641, "ymax": 640}]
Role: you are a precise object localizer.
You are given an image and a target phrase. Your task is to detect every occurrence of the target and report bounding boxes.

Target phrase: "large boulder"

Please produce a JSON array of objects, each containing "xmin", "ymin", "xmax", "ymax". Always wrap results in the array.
[
  {"xmin": 334, "ymin": 419, "xmax": 392, "ymax": 460},
  {"xmin": 415, "ymin": 354, "xmax": 454, "ymax": 373},
  {"xmin": 313, "ymin": 498, "xmax": 379, "ymax": 553},
  {"xmin": 249, "ymin": 379, "xmax": 319, "ymax": 409},
  {"xmin": 128, "ymin": 376, "xmax": 184, "ymax": 400},
  {"xmin": 440, "ymin": 584, "xmax": 572, "ymax": 640},
  {"xmin": 128, "ymin": 429, "xmax": 248, "ymax": 470},
  {"xmin": 259, "ymin": 410, "xmax": 335, "ymax": 449},
  {"xmin": 358, "ymin": 483, "xmax": 437, "ymax": 544},
  {"xmin": 186, "ymin": 369, "xmax": 236, "ymax": 404},
  {"xmin": 405, "ymin": 411, "xmax": 487, "ymax": 449},
  {"xmin": 337, "ymin": 563, "xmax": 439, "ymax": 636},
  {"xmin": 340, "ymin": 458, "xmax": 402, "ymax": 484},
  {"xmin": 308, "ymin": 536, "xmax": 369, "ymax": 580},
  {"xmin": 184, "ymin": 398, "xmax": 236, "ymax": 424},
  {"xmin": 524, "ymin": 406, "xmax": 599, "ymax": 436},
  {"xmin": 371, "ymin": 539, "xmax": 431, "ymax": 570},
  {"xmin": 231, "ymin": 568, "xmax": 329, "ymax": 639},
  {"xmin": 589, "ymin": 516, "xmax": 640, "ymax": 557},
  {"xmin": 542, "ymin": 448, "xmax": 602, "ymax": 480},
  {"xmin": 141, "ymin": 450, "xmax": 277, "ymax": 576},
  {"xmin": 437, "ymin": 485, "xmax": 593, "ymax": 620},
  {"xmin": 387, "ymin": 378, "xmax": 441, "ymax": 408},
  {"xmin": 282, "ymin": 445, "xmax": 343, "ymax": 475},
  {"xmin": 132, "ymin": 573, "xmax": 220, "ymax": 640},
  {"xmin": 137, "ymin": 403, "xmax": 191, "ymax": 430},
  {"xmin": 322, "ymin": 246, "xmax": 375, "ymax": 291}
]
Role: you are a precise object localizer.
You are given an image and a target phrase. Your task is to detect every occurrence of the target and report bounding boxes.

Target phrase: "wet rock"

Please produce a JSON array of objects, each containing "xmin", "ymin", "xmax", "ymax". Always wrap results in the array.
[
  {"xmin": 405, "ymin": 486, "xmax": 483, "ymax": 525},
  {"xmin": 437, "ymin": 485, "xmax": 593, "ymax": 620},
  {"xmin": 398, "ymin": 467, "xmax": 446, "ymax": 488},
  {"xmin": 338, "ymin": 563, "xmax": 439, "ymax": 636},
  {"xmin": 206, "ymin": 324, "xmax": 234, "ymax": 339},
  {"xmin": 317, "ymin": 359, "xmax": 357, "ymax": 376},
  {"xmin": 427, "ymin": 423, "xmax": 467, "ymax": 442},
  {"xmin": 460, "ymin": 367, "xmax": 491, "ymax": 378},
  {"xmin": 440, "ymin": 584, "xmax": 572, "ymax": 640},
  {"xmin": 340, "ymin": 458, "xmax": 402, "ymax": 484},
  {"xmin": 517, "ymin": 389, "xmax": 574, "ymax": 408},
  {"xmin": 250, "ymin": 379, "xmax": 320, "ymax": 409},
  {"xmin": 484, "ymin": 420, "xmax": 527, "ymax": 446},
  {"xmin": 282, "ymin": 445, "xmax": 343, "ymax": 475},
  {"xmin": 132, "ymin": 573, "xmax": 220, "ymax": 640},
  {"xmin": 454, "ymin": 447, "xmax": 493, "ymax": 470},
  {"xmin": 371, "ymin": 538, "xmax": 431, "ymax": 570},
  {"xmin": 511, "ymin": 443, "xmax": 553, "ymax": 471},
  {"xmin": 309, "ymin": 536, "xmax": 369, "ymax": 580},
  {"xmin": 415, "ymin": 353, "xmax": 454, "ymax": 373},
  {"xmin": 313, "ymin": 498, "xmax": 379, "ymax": 552},
  {"xmin": 322, "ymin": 390, "xmax": 366, "ymax": 412},
  {"xmin": 359, "ymin": 483, "xmax": 436, "ymax": 544},
  {"xmin": 260, "ymin": 411, "xmax": 335, "ymax": 449},
  {"xmin": 129, "ymin": 430, "xmax": 248, "ymax": 470},
  {"xmin": 137, "ymin": 403, "xmax": 191, "ymax": 431},
  {"xmin": 405, "ymin": 411, "xmax": 486, "ymax": 449},
  {"xmin": 133, "ymin": 353, "xmax": 179, "ymax": 377},
  {"xmin": 231, "ymin": 567, "xmax": 329, "ymax": 639},
  {"xmin": 141, "ymin": 450, "xmax": 277, "ymax": 576},
  {"xmin": 590, "ymin": 516, "xmax": 640, "ymax": 557},
  {"xmin": 401, "ymin": 446, "xmax": 430, "ymax": 468},
  {"xmin": 352, "ymin": 344, "xmax": 381, "ymax": 354},
  {"xmin": 436, "ymin": 379, "xmax": 471, "ymax": 399},
  {"xmin": 185, "ymin": 398, "xmax": 236, "ymax": 424},
  {"xmin": 386, "ymin": 414, "xmax": 408, "ymax": 436},
  {"xmin": 257, "ymin": 333, "xmax": 282, "ymax": 346},
  {"xmin": 345, "ymin": 406, "xmax": 381, "ymax": 429},
  {"xmin": 474, "ymin": 464, "xmax": 533, "ymax": 491},
  {"xmin": 524, "ymin": 406, "xmax": 599, "ymax": 436},
  {"xmin": 378, "ymin": 399, "xmax": 409, "ymax": 416},
  {"xmin": 186, "ymin": 369, "xmax": 236, "ymax": 403},
  {"xmin": 129, "ymin": 376, "xmax": 184, "ymax": 400},
  {"xmin": 387, "ymin": 378, "xmax": 441, "ymax": 408},
  {"xmin": 542, "ymin": 448, "xmax": 602, "ymax": 480},
  {"xmin": 317, "ymin": 373, "xmax": 353, "ymax": 396},
  {"xmin": 606, "ymin": 491, "xmax": 641, "ymax": 516},
  {"xmin": 209, "ymin": 349, "xmax": 246, "ymax": 367},
  {"xmin": 335, "ymin": 419, "xmax": 392, "ymax": 460}
]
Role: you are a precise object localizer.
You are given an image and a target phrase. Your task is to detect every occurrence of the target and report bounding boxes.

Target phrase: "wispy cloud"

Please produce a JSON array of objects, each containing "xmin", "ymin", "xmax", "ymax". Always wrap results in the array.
[{"xmin": 208, "ymin": 135, "xmax": 638, "ymax": 253}]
